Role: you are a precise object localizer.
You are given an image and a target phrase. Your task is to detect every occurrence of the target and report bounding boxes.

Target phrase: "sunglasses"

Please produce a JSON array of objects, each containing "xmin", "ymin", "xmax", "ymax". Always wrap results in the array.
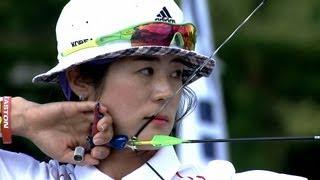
[{"xmin": 61, "ymin": 22, "xmax": 197, "ymax": 57}]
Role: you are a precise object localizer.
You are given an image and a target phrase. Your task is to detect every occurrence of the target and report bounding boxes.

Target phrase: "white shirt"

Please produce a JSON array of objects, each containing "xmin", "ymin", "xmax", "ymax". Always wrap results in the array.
[{"xmin": 0, "ymin": 148, "xmax": 307, "ymax": 180}]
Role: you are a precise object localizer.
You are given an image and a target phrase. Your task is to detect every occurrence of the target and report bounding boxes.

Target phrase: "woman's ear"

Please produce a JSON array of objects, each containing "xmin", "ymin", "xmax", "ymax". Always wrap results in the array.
[{"xmin": 66, "ymin": 67, "xmax": 95, "ymax": 98}]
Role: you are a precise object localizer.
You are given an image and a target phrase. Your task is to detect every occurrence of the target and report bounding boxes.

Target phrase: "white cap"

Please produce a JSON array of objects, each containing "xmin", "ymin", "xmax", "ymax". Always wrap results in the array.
[{"xmin": 32, "ymin": 0, "xmax": 214, "ymax": 83}]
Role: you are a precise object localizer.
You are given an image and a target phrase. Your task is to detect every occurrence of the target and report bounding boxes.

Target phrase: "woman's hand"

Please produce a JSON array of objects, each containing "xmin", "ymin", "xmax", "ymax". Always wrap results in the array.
[{"xmin": 11, "ymin": 97, "xmax": 113, "ymax": 165}]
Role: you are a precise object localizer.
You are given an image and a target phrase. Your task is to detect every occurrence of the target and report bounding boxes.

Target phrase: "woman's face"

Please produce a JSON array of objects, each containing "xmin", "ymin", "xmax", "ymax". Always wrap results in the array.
[{"xmin": 97, "ymin": 55, "xmax": 185, "ymax": 141}]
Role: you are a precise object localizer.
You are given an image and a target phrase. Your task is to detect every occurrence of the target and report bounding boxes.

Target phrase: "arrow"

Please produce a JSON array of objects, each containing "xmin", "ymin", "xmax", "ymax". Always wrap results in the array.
[{"xmin": 129, "ymin": 135, "xmax": 320, "ymax": 148}]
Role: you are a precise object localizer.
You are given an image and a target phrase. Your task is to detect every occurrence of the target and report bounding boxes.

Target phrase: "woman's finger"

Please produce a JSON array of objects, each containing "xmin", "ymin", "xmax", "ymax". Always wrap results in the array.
[
  {"xmin": 82, "ymin": 154, "xmax": 100, "ymax": 165},
  {"xmin": 93, "ymin": 131, "xmax": 112, "ymax": 145},
  {"xmin": 91, "ymin": 146, "xmax": 110, "ymax": 160},
  {"xmin": 96, "ymin": 113, "xmax": 112, "ymax": 132}
]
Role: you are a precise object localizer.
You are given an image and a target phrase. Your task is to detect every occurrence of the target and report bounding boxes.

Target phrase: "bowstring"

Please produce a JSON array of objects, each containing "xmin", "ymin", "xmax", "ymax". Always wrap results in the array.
[
  {"xmin": 133, "ymin": 0, "xmax": 265, "ymax": 142},
  {"xmin": 130, "ymin": 1, "xmax": 266, "ymax": 179}
]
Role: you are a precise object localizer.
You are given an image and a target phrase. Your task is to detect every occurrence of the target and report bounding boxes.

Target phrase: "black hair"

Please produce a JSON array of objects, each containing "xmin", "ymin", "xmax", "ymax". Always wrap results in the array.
[
  {"xmin": 176, "ymin": 86, "xmax": 197, "ymax": 121},
  {"xmin": 68, "ymin": 62, "xmax": 110, "ymax": 101}
]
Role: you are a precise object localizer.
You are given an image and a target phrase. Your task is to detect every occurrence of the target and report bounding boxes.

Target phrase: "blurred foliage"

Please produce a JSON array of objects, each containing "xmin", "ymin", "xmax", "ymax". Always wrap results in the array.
[{"xmin": 0, "ymin": 0, "xmax": 319, "ymax": 179}]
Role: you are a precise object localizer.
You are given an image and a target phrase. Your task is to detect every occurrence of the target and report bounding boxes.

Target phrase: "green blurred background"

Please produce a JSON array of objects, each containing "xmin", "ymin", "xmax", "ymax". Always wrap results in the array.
[{"xmin": 1, "ymin": 0, "xmax": 319, "ymax": 179}]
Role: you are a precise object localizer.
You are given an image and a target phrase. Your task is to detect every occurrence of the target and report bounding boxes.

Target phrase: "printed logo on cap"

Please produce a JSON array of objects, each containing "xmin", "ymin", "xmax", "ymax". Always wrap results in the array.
[
  {"xmin": 71, "ymin": 38, "xmax": 93, "ymax": 47},
  {"xmin": 155, "ymin": 7, "xmax": 176, "ymax": 23}
]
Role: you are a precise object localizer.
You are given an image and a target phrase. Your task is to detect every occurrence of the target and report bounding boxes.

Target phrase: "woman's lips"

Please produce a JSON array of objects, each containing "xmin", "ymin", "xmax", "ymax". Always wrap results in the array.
[{"xmin": 151, "ymin": 115, "xmax": 169, "ymax": 125}]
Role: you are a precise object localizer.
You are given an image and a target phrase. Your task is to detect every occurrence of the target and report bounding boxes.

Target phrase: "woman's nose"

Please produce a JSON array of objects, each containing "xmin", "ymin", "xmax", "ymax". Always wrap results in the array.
[{"xmin": 151, "ymin": 77, "xmax": 175, "ymax": 102}]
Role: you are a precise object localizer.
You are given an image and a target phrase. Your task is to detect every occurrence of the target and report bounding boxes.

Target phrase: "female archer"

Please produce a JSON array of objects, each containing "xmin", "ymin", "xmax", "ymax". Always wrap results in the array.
[{"xmin": 0, "ymin": 0, "xmax": 306, "ymax": 179}]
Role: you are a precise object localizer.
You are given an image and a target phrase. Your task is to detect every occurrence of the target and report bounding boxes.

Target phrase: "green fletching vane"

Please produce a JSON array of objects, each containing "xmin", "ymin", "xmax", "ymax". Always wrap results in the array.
[{"xmin": 151, "ymin": 135, "xmax": 184, "ymax": 147}]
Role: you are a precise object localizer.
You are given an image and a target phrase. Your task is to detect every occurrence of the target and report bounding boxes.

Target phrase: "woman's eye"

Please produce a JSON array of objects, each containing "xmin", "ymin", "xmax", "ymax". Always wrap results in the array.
[
  {"xmin": 171, "ymin": 70, "xmax": 183, "ymax": 79},
  {"xmin": 138, "ymin": 67, "xmax": 154, "ymax": 76}
]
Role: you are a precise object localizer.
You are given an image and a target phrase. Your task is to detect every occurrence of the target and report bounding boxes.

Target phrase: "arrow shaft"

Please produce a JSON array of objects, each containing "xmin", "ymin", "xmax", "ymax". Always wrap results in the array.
[
  {"xmin": 129, "ymin": 136, "xmax": 320, "ymax": 149},
  {"xmin": 184, "ymin": 136, "xmax": 320, "ymax": 144}
]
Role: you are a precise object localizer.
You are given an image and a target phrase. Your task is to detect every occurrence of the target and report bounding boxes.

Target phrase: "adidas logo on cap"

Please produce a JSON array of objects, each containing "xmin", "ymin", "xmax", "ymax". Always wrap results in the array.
[{"xmin": 155, "ymin": 7, "xmax": 176, "ymax": 23}]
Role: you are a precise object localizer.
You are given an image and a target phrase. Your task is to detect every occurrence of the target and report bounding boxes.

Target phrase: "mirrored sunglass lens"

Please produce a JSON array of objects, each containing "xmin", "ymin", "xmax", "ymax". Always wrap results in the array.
[
  {"xmin": 176, "ymin": 25, "xmax": 196, "ymax": 50},
  {"xmin": 138, "ymin": 23, "xmax": 172, "ymax": 34},
  {"xmin": 131, "ymin": 23, "xmax": 172, "ymax": 46},
  {"xmin": 131, "ymin": 23, "xmax": 195, "ymax": 50},
  {"xmin": 131, "ymin": 31, "xmax": 171, "ymax": 46}
]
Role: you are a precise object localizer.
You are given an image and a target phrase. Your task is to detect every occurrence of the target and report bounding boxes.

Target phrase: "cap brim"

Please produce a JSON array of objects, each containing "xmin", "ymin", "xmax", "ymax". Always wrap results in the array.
[{"xmin": 32, "ymin": 46, "xmax": 215, "ymax": 84}]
